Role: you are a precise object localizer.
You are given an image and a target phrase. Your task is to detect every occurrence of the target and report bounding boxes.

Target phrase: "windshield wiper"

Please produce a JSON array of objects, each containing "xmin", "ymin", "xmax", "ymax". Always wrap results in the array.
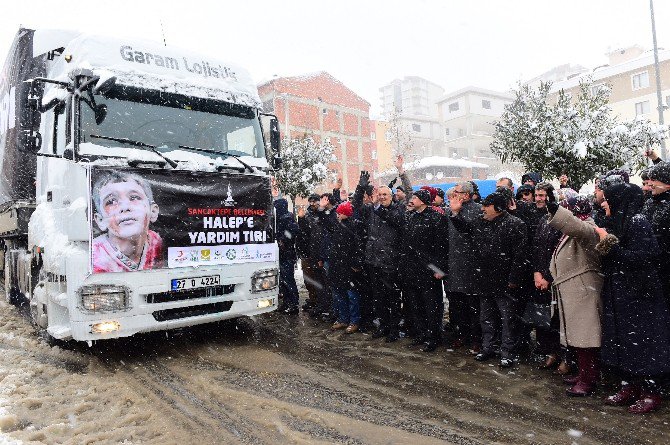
[
  {"xmin": 178, "ymin": 145, "xmax": 254, "ymax": 173},
  {"xmin": 89, "ymin": 134, "xmax": 178, "ymax": 168}
]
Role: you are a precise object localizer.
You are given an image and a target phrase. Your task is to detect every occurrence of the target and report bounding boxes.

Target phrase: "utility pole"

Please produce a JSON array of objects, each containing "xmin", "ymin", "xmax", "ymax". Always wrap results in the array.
[{"xmin": 650, "ymin": 0, "xmax": 667, "ymax": 159}]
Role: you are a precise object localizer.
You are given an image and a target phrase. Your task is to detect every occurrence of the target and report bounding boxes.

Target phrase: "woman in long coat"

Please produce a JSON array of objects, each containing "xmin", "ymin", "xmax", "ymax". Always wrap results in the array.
[
  {"xmin": 595, "ymin": 183, "xmax": 670, "ymax": 414},
  {"xmin": 547, "ymin": 196, "xmax": 604, "ymax": 397}
]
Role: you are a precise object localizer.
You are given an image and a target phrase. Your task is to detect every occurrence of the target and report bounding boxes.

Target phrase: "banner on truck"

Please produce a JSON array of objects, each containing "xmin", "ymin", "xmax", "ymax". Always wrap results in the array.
[{"xmin": 89, "ymin": 167, "xmax": 275, "ymax": 273}]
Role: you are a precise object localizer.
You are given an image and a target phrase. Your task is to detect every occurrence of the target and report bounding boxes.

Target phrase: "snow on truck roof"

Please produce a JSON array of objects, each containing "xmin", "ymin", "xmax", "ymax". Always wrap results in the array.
[{"xmin": 36, "ymin": 30, "xmax": 262, "ymax": 108}]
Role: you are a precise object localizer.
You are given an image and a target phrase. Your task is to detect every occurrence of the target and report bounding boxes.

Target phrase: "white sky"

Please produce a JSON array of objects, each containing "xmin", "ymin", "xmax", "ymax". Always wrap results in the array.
[{"xmin": 1, "ymin": 0, "xmax": 668, "ymax": 116}]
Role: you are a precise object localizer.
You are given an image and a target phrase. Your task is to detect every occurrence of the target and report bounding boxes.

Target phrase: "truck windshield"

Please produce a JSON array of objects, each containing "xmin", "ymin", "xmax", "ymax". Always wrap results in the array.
[{"xmin": 79, "ymin": 93, "xmax": 265, "ymax": 160}]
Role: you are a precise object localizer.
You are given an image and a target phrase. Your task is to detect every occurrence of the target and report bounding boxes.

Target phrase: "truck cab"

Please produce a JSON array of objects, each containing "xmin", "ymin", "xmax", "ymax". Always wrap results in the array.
[{"xmin": 0, "ymin": 29, "xmax": 282, "ymax": 342}]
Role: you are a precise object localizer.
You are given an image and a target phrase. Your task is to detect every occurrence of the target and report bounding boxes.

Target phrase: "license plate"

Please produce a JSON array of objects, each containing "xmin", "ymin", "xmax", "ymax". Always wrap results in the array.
[{"xmin": 171, "ymin": 275, "xmax": 221, "ymax": 291}]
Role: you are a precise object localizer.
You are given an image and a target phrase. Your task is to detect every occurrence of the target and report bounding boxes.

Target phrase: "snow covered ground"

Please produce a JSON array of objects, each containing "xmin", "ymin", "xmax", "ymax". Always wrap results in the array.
[{"xmin": 1, "ymin": 279, "xmax": 670, "ymax": 444}]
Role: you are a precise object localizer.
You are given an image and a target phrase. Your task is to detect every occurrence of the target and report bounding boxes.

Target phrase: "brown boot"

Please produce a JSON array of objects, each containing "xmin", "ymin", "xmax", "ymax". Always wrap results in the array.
[
  {"xmin": 345, "ymin": 324, "xmax": 359, "ymax": 334},
  {"xmin": 628, "ymin": 393, "xmax": 662, "ymax": 414},
  {"xmin": 331, "ymin": 322, "xmax": 348, "ymax": 330},
  {"xmin": 566, "ymin": 347, "xmax": 599, "ymax": 397},
  {"xmin": 605, "ymin": 384, "xmax": 641, "ymax": 406}
]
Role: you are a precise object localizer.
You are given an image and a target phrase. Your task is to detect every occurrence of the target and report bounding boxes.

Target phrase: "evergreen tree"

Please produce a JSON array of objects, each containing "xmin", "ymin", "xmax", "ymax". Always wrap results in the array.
[
  {"xmin": 274, "ymin": 136, "xmax": 334, "ymax": 207},
  {"xmin": 491, "ymin": 80, "xmax": 667, "ymax": 190}
]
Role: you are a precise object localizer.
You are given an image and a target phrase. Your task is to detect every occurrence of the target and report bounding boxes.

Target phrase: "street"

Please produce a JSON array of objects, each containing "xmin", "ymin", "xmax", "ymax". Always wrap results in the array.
[{"xmin": 0, "ymin": 283, "xmax": 669, "ymax": 445}]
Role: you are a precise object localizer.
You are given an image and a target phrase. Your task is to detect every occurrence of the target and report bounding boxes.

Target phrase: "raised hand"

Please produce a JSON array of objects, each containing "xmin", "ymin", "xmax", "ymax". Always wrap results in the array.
[
  {"xmin": 297, "ymin": 206, "xmax": 306, "ymax": 218},
  {"xmin": 395, "ymin": 154, "xmax": 404, "ymax": 173},
  {"xmin": 358, "ymin": 170, "xmax": 370, "ymax": 186}
]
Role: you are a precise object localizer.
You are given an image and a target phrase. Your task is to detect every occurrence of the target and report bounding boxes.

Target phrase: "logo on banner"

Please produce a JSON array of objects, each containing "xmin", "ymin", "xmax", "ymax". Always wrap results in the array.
[
  {"xmin": 201, "ymin": 249, "xmax": 211, "ymax": 261},
  {"xmin": 223, "ymin": 183, "xmax": 237, "ymax": 207},
  {"xmin": 226, "ymin": 249, "xmax": 237, "ymax": 260},
  {"xmin": 174, "ymin": 250, "xmax": 188, "ymax": 263}
]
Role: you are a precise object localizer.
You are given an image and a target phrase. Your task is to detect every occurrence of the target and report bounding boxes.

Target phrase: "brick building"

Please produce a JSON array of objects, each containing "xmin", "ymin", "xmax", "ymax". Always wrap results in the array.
[{"xmin": 258, "ymin": 72, "xmax": 374, "ymax": 193}]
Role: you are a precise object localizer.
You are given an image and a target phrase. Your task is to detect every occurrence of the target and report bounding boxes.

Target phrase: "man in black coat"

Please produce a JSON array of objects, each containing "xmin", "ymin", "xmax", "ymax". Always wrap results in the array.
[
  {"xmin": 643, "ymin": 161, "xmax": 670, "ymax": 302},
  {"xmin": 297, "ymin": 194, "xmax": 325, "ymax": 312},
  {"xmin": 312, "ymin": 193, "xmax": 339, "ymax": 320},
  {"xmin": 274, "ymin": 198, "xmax": 301, "ymax": 314},
  {"xmin": 445, "ymin": 182, "xmax": 483, "ymax": 353},
  {"xmin": 450, "ymin": 191, "xmax": 529, "ymax": 367},
  {"xmin": 353, "ymin": 170, "xmax": 408, "ymax": 342},
  {"xmin": 401, "ymin": 189, "xmax": 449, "ymax": 352}
]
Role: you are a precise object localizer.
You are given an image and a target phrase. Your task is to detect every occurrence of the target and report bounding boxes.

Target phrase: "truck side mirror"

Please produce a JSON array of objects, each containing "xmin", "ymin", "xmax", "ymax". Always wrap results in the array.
[
  {"xmin": 269, "ymin": 117, "xmax": 280, "ymax": 153},
  {"xmin": 269, "ymin": 116, "xmax": 282, "ymax": 169},
  {"xmin": 20, "ymin": 80, "xmax": 44, "ymax": 153}
]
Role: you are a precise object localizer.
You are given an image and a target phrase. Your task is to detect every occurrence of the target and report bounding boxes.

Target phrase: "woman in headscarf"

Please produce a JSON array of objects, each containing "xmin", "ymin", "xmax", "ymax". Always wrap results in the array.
[
  {"xmin": 595, "ymin": 183, "xmax": 670, "ymax": 414},
  {"xmin": 546, "ymin": 195, "xmax": 603, "ymax": 397}
]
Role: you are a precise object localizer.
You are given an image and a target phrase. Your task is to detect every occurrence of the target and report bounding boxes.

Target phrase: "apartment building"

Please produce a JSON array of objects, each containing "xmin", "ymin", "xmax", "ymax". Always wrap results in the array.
[
  {"xmin": 549, "ymin": 46, "xmax": 670, "ymax": 124},
  {"xmin": 258, "ymin": 72, "xmax": 374, "ymax": 193},
  {"xmin": 436, "ymin": 87, "xmax": 514, "ymax": 169}
]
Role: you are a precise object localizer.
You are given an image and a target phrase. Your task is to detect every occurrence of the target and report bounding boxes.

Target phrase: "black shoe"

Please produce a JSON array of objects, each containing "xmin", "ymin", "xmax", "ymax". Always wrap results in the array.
[
  {"xmin": 371, "ymin": 329, "xmax": 388, "ymax": 339},
  {"xmin": 499, "ymin": 358, "xmax": 514, "ymax": 368},
  {"xmin": 421, "ymin": 342, "xmax": 438, "ymax": 353},
  {"xmin": 302, "ymin": 302, "xmax": 313, "ymax": 311},
  {"xmin": 475, "ymin": 351, "xmax": 495, "ymax": 362},
  {"xmin": 385, "ymin": 334, "xmax": 399, "ymax": 343},
  {"xmin": 281, "ymin": 306, "xmax": 299, "ymax": 315},
  {"xmin": 411, "ymin": 337, "xmax": 426, "ymax": 346}
]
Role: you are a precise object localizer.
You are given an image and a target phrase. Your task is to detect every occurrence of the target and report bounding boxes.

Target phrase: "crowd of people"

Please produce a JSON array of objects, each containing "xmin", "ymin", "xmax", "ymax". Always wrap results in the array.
[{"xmin": 272, "ymin": 150, "xmax": 670, "ymax": 415}]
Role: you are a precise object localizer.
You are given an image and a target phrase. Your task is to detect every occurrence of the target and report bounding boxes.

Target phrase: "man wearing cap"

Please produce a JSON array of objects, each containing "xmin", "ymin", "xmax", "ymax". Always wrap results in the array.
[
  {"xmin": 450, "ymin": 190, "xmax": 529, "ymax": 367},
  {"xmin": 329, "ymin": 201, "xmax": 365, "ymax": 334},
  {"xmin": 401, "ymin": 189, "xmax": 449, "ymax": 352},
  {"xmin": 642, "ymin": 161, "xmax": 670, "ymax": 303},
  {"xmin": 353, "ymin": 160, "xmax": 411, "ymax": 342},
  {"xmin": 297, "ymin": 194, "xmax": 326, "ymax": 312}
]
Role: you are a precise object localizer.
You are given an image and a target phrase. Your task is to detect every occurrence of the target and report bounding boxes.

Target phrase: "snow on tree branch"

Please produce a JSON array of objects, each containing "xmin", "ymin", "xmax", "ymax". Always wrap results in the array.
[
  {"xmin": 274, "ymin": 136, "xmax": 335, "ymax": 201},
  {"xmin": 491, "ymin": 79, "xmax": 668, "ymax": 190}
]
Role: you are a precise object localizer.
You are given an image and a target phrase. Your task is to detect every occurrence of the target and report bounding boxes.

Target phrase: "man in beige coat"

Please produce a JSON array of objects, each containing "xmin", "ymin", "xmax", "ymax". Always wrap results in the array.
[{"xmin": 547, "ymin": 196, "xmax": 603, "ymax": 397}]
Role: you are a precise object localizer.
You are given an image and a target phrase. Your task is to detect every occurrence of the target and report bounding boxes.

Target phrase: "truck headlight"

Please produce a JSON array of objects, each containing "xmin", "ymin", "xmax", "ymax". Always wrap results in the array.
[
  {"xmin": 78, "ymin": 285, "xmax": 130, "ymax": 313},
  {"xmin": 251, "ymin": 269, "xmax": 278, "ymax": 292}
]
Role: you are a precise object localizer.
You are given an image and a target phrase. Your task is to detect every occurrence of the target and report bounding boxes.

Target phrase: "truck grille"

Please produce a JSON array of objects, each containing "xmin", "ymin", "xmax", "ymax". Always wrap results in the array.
[
  {"xmin": 152, "ymin": 301, "xmax": 234, "ymax": 322},
  {"xmin": 145, "ymin": 285, "xmax": 235, "ymax": 303}
]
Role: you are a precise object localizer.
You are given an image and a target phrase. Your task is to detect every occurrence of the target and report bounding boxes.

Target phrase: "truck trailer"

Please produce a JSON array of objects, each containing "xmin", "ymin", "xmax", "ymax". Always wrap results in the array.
[{"xmin": 0, "ymin": 28, "xmax": 282, "ymax": 342}]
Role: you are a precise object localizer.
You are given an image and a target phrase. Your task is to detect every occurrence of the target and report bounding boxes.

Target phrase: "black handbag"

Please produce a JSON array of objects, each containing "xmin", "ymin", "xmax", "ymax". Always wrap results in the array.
[{"xmin": 522, "ymin": 289, "xmax": 552, "ymax": 329}]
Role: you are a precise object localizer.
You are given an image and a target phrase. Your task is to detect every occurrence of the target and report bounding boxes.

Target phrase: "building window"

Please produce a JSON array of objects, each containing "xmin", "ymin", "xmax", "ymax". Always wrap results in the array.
[
  {"xmin": 458, "ymin": 128, "xmax": 465, "ymax": 137},
  {"xmin": 370, "ymin": 132, "xmax": 376, "ymax": 140},
  {"xmin": 322, "ymin": 108, "xmax": 328, "ymax": 115},
  {"xmin": 445, "ymin": 128, "xmax": 450, "ymax": 136},
  {"xmin": 385, "ymin": 131, "xmax": 392, "ymax": 142},
  {"xmin": 482, "ymin": 100, "xmax": 491, "ymax": 109},
  {"xmin": 335, "ymin": 110, "xmax": 340, "ymax": 117},
  {"xmin": 371, "ymin": 150, "xmax": 377, "ymax": 160},
  {"xmin": 666, "ymin": 95, "xmax": 670, "ymax": 107},
  {"xmin": 448, "ymin": 102, "xmax": 459, "ymax": 112},
  {"xmin": 412, "ymin": 124, "xmax": 421, "ymax": 132},
  {"xmin": 632, "ymin": 71, "xmax": 650, "ymax": 90},
  {"xmin": 635, "ymin": 101, "xmax": 651, "ymax": 115}
]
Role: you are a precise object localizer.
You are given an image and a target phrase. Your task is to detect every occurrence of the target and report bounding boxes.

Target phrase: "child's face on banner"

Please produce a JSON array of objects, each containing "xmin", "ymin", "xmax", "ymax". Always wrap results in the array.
[{"xmin": 95, "ymin": 180, "xmax": 159, "ymax": 240}]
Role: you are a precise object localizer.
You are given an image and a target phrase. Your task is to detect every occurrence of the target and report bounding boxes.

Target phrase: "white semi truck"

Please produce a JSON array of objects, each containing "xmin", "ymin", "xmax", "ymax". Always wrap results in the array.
[{"xmin": 0, "ymin": 28, "xmax": 282, "ymax": 342}]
